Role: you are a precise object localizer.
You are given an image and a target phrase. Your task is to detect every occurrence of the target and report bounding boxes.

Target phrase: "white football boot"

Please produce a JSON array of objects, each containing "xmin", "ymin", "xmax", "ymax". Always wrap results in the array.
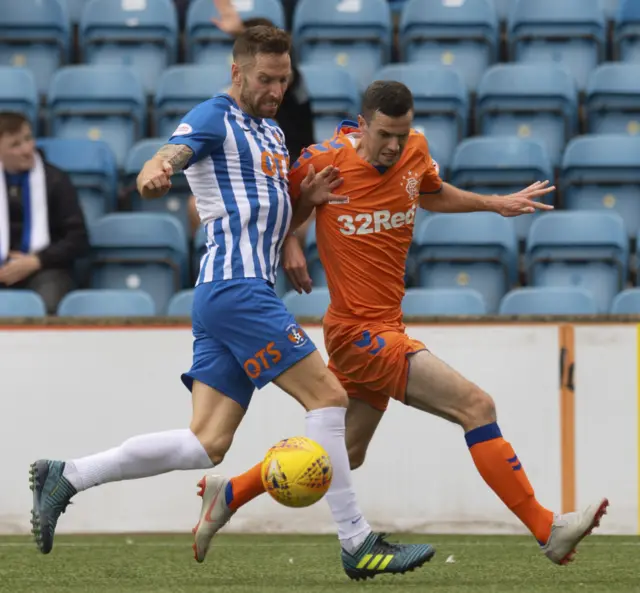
[
  {"xmin": 541, "ymin": 498, "xmax": 609, "ymax": 565},
  {"xmin": 192, "ymin": 474, "xmax": 235, "ymax": 563}
]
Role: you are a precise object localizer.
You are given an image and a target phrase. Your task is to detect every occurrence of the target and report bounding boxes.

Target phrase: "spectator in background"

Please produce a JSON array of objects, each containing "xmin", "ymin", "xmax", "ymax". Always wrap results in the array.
[
  {"xmin": 0, "ymin": 112, "xmax": 89, "ymax": 314},
  {"xmin": 188, "ymin": 0, "xmax": 316, "ymax": 247}
]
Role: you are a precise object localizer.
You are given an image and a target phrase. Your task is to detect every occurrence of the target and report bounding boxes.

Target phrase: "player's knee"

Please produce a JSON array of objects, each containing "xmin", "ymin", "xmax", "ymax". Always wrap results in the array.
[
  {"xmin": 463, "ymin": 387, "xmax": 497, "ymax": 430},
  {"xmin": 307, "ymin": 371, "xmax": 349, "ymax": 410},
  {"xmin": 191, "ymin": 427, "xmax": 233, "ymax": 465}
]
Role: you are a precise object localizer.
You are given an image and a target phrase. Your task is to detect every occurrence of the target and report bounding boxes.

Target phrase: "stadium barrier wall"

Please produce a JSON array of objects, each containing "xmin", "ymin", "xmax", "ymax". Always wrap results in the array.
[{"xmin": 0, "ymin": 320, "xmax": 638, "ymax": 536}]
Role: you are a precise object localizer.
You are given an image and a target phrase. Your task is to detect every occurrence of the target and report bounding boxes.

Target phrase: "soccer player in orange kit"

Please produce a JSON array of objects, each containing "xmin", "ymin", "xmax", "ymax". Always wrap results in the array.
[{"xmin": 193, "ymin": 80, "xmax": 609, "ymax": 574}]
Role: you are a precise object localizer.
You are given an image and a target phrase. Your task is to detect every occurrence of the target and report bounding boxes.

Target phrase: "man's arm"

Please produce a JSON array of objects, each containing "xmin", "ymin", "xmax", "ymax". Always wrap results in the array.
[{"xmin": 419, "ymin": 181, "xmax": 555, "ymax": 217}]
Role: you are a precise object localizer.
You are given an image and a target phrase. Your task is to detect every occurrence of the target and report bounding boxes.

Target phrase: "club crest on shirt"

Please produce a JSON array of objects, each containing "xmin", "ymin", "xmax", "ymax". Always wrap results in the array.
[{"xmin": 401, "ymin": 170, "xmax": 422, "ymax": 202}]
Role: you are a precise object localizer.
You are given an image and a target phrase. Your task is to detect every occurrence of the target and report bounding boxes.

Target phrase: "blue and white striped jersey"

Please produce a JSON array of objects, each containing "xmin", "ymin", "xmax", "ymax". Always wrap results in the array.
[{"xmin": 168, "ymin": 94, "xmax": 291, "ymax": 286}]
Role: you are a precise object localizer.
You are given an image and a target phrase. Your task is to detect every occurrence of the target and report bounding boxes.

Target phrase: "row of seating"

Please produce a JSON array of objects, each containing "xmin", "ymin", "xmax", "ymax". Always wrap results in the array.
[
  {"xmin": 6, "ymin": 285, "xmax": 640, "ymax": 317},
  {"xmin": 32, "ymin": 133, "xmax": 640, "ymax": 248},
  {"xmin": 3, "ymin": 0, "xmax": 640, "ymax": 95}
]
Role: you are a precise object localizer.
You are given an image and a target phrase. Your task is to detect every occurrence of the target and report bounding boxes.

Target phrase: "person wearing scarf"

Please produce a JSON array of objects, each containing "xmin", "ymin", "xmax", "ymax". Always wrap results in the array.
[{"xmin": 0, "ymin": 112, "xmax": 89, "ymax": 314}]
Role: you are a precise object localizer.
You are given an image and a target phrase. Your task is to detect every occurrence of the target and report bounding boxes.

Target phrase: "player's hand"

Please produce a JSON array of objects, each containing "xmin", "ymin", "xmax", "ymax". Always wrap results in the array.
[
  {"xmin": 299, "ymin": 165, "xmax": 349, "ymax": 207},
  {"xmin": 137, "ymin": 160, "xmax": 173, "ymax": 199},
  {"xmin": 282, "ymin": 235, "xmax": 312, "ymax": 294},
  {"xmin": 494, "ymin": 181, "xmax": 556, "ymax": 217},
  {"xmin": 211, "ymin": 0, "xmax": 244, "ymax": 36}
]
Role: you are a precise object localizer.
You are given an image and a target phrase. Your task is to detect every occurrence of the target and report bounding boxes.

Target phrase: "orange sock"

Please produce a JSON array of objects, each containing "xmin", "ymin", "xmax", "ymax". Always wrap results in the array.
[
  {"xmin": 466, "ymin": 423, "xmax": 553, "ymax": 544},
  {"xmin": 225, "ymin": 463, "xmax": 266, "ymax": 511}
]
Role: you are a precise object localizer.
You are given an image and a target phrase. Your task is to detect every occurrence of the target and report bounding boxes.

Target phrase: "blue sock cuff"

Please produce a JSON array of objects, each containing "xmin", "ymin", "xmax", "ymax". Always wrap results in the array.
[
  {"xmin": 465, "ymin": 422, "xmax": 502, "ymax": 448},
  {"xmin": 224, "ymin": 481, "xmax": 234, "ymax": 506}
]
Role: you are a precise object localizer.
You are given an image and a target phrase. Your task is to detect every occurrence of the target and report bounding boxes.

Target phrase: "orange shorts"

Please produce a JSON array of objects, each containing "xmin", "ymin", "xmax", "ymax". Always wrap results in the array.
[{"xmin": 324, "ymin": 318, "xmax": 426, "ymax": 412}]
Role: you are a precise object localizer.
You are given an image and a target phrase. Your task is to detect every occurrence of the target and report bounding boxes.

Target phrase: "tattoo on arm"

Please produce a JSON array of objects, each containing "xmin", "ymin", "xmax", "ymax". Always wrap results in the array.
[{"xmin": 155, "ymin": 144, "xmax": 194, "ymax": 173}]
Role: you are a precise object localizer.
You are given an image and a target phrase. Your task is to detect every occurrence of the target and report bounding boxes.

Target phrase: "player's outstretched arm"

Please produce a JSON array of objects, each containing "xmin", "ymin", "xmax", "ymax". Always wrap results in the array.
[
  {"xmin": 419, "ymin": 181, "xmax": 555, "ymax": 217},
  {"xmin": 136, "ymin": 144, "xmax": 194, "ymax": 200},
  {"xmin": 282, "ymin": 235, "xmax": 312, "ymax": 294}
]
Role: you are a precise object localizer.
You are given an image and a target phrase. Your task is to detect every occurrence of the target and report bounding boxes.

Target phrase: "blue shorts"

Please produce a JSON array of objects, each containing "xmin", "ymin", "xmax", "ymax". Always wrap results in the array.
[{"xmin": 181, "ymin": 278, "xmax": 317, "ymax": 410}]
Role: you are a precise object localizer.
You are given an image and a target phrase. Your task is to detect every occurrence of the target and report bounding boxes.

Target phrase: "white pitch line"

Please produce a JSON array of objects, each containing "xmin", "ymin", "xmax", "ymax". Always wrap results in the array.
[{"xmin": 0, "ymin": 540, "xmax": 638, "ymax": 549}]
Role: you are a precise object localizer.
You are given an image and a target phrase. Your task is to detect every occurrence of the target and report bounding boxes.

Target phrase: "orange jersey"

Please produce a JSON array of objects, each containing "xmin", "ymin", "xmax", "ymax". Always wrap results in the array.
[{"xmin": 289, "ymin": 122, "xmax": 442, "ymax": 324}]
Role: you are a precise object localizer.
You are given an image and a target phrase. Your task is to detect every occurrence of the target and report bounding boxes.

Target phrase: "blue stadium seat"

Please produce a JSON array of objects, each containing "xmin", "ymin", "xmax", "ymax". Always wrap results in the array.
[
  {"xmin": 413, "ymin": 212, "xmax": 518, "ymax": 313},
  {"xmin": 508, "ymin": 0, "xmax": 606, "ymax": 91},
  {"xmin": 37, "ymin": 138, "xmax": 118, "ymax": 226},
  {"xmin": 57, "ymin": 289, "xmax": 156, "ymax": 316},
  {"xmin": 186, "ymin": 0, "xmax": 285, "ymax": 65},
  {"xmin": 611, "ymin": 288, "xmax": 640, "ymax": 313},
  {"xmin": 526, "ymin": 211, "xmax": 628, "ymax": 313},
  {"xmin": 167, "ymin": 289, "xmax": 194, "ymax": 316},
  {"xmin": 0, "ymin": 0, "xmax": 70, "ymax": 95},
  {"xmin": 448, "ymin": 137, "xmax": 554, "ymax": 243},
  {"xmin": 65, "ymin": 0, "xmax": 87, "ymax": 24},
  {"xmin": 493, "ymin": 0, "xmax": 514, "ymax": 22},
  {"xmin": 601, "ymin": 0, "xmax": 620, "ymax": 21},
  {"xmin": 586, "ymin": 64, "xmax": 640, "ymax": 135},
  {"xmin": 0, "ymin": 67, "xmax": 39, "ymax": 129},
  {"xmin": 562, "ymin": 135, "xmax": 640, "ymax": 239},
  {"xmin": 282, "ymin": 288, "xmax": 331, "ymax": 318},
  {"xmin": 89, "ymin": 213, "xmax": 189, "ymax": 313},
  {"xmin": 124, "ymin": 139, "xmax": 192, "ymax": 235},
  {"xmin": 0, "ymin": 290, "xmax": 46, "ymax": 317},
  {"xmin": 293, "ymin": 0, "xmax": 392, "ymax": 92},
  {"xmin": 400, "ymin": 0, "xmax": 498, "ymax": 92},
  {"xmin": 476, "ymin": 64, "xmax": 578, "ymax": 168},
  {"xmin": 47, "ymin": 65, "xmax": 146, "ymax": 168},
  {"xmin": 154, "ymin": 65, "xmax": 231, "ymax": 138},
  {"xmin": 615, "ymin": 0, "xmax": 640, "ymax": 63},
  {"xmin": 79, "ymin": 0, "xmax": 178, "ymax": 95},
  {"xmin": 402, "ymin": 288, "xmax": 487, "ymax": 316},
  {"xmin": 374, "ymin": 64, "xmax": 468, "ymax": 172},
  {"xmin": 499, "ymin": 287, "xmax": 598, "ymax": 315},
  {"xmin": 298, "ymin": 65, "xmax": 360, "ymax": 143}
]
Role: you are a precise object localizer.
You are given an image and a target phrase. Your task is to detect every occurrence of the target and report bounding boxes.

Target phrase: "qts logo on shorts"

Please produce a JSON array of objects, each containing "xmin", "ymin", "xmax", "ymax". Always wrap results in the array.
[
  {"xmin": 287, "ymin": 323, "xmax": 308, "ymax": 348},
  {"xmin": 243, "ymin": 342, "xmax": 282, "ymax": 379}
]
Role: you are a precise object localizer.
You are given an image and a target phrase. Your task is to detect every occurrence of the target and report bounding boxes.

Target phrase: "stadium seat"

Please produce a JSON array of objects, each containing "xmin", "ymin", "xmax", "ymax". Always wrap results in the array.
[
  {"xmin": 373, "ymin": 64, "xmax": 468, "ymax": 172},
  {"xmin": 167, "ymin": 289, "xmax": 194, "ymax": 316},
  {"xmin": 586, "ymin": 64, "xmax": 640, "ymax": 135},
  {"xmin": 498, "ymin": 287, "xmax": 598, "ymax": 315},
  {"xmin": 154, "ymin": 65, "xmax": 231, "ymax": 138},
  {"xmin": 611, "ymin": 288, "xmax": 640, "ymax": 313},
  {"xmin": 282, "ymin": 288, "xmax": 331, "ymax": 318},
  {"xmin": 493, "ymin": 0, "xmax": 514, "ymax": 22},
  {"xmin": 124, "ymin": 139, "xmax": 192, "ymax": 235},
  {"xmin": 57, "ymin": 289, "xmax": 156, "ymax": 317},
  {"xmin": 402, "ymin": 288, "xmax": 487, "ymax": 316},
  {"xmin": 399, "ymin": 0, "xmax": 499, "ymax": 92},
  {"xmin": 615, "ymin": 0, "xmax": 640, "ymax": 63},
  {"xmin": 448, "ymin": 137, "xmax": 554, "ymax": 243},
  {"xmin": 561, "ymin": 135, "xmax": 640, "ymax": 239},
  {"xmin": 0, "ymin": 0, "xmax": 70, "ymax": 95},
  {"xmin": 47, "ymin": 65, "xmax": 146, "ymax": 168},
  {"xmin": 89, "ymin": 213, "xmax": 189, "ymax": 313},
  {"xmin": 37, "ymin": 138, "xmax": 118, "ymax": 226},
  {"xmin": 476, "ymin": 64, "xmax": 578, "ymax": 168},
  {"xmin": 0, "ymin": 290, "xmax": 46, "ymax": 317},
  {"xmin": 186, "ymin": 0, "xmax": 285, "ymax": 65},
  {"xmin": 298, "ymin": 65, "xmax": 360, "ymax": 143},
  {"xmin": 601, "ymin": 0, "xmax": 620, "ymax": 21},
  {"xmin": 293, "ymin": 0, "xmax": 392, "ymax": 92},
  {"xmin": 65, "ymin": 0, "xmax": 87, "ymax": 24},
  {"xmin": 0, "ymin": 67, "xmax": 39, "ymax": 129},
  {"xmin": 413, "ymin": 212, "xmax": 518, "ymax": 313},
  {"xmin": 525, "ymin": 211, "xmax": 628, "ymax": 313},
  {"xmin": 79, "ymin": 0, "xmax": 178, "ymax": 95},
  {"xmin": 508, "ymin": 0, "xmax": 606, "ymax": 91}
]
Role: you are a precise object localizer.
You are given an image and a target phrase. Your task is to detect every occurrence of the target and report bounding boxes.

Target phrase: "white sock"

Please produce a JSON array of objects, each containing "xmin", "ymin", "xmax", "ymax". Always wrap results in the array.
[
  {"xmin": 305, "ymin": 406, "xmax": 372, "ymax": 553},
  {"xmin": 62, "ymin": 429, "xmax": 214, "ymax": 492}
]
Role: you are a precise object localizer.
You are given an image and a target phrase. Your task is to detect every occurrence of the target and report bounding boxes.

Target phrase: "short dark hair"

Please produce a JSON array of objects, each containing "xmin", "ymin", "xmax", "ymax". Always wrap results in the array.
[
  {"xmin": 232, "ymin": 24, "xmax": 291, "ymax": 62},
  {"xmin": 243, "ymin": 17, "xmax": 274, "ymax": 28},
  {"xmin": 361, "ymin": 81, "xmax": 414, "ymax": 121},
  {"xmin": 0, "ymin": 111, "xmax": 30, "ymax": 138}
]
